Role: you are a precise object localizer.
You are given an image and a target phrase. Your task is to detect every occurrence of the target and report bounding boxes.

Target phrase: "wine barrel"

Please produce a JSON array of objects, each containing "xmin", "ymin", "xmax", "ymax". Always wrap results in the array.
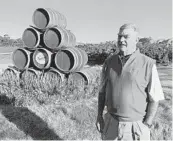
[
  {"xmin": 44, "ymin": 67, "xmax": 66, "ymax": 83},
  {"xmin": 68, "ymin": 69, "xmax": 87, "ymax": 87},
  {"xmin": 3, "ymin": 66, "xmax": 20, "ymax": 79},
  {"xmin": 54, "ymin": 47, "xmax": 88, "ymax": 73},
  {"xmin": 20, "ymin": 68, "xmax": 43, "ymax": 90},
  {"xmin": 32, "ymin": 8, "xmax": 67, "ymax": 29},
  {"xmin": 69, "ymin": 67, "xmax": 98, "ymax": 85},
  {"xmin": 20, "ymin": 67, "xmax": 42, "ymax": 79},
  {"xmin": 43, "ymin": 26, "xmax": 76, "ymax": 49},
  {"xmin": 22, "ymin": 26, "xmax": 42, "ymax": 48},
  {"xmin": 33, "ymin": 48, "xmax": 52, "ymax": 70},
  {"xmin": 12, "ymin": 48, "xmax": 33, "ymax": 70}
]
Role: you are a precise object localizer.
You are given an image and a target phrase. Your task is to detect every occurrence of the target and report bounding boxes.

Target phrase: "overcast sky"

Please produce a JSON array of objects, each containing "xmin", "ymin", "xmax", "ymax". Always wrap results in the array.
[{"xmin": 0, "ymin": 0, "xmax": 172, "ymax": 43}]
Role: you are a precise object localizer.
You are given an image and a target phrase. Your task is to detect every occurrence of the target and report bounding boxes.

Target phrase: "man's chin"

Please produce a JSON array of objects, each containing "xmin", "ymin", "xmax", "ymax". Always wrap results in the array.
[{"xmin": 119, "ymin": 46, "xmax": 127, "ymax": 52}]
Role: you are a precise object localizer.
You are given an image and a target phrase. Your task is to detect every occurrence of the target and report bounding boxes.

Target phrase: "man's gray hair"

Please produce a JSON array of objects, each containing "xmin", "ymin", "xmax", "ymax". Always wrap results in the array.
[{"xmin": 119, "ymin": 23, "xmax": 139, "ymax": 33}]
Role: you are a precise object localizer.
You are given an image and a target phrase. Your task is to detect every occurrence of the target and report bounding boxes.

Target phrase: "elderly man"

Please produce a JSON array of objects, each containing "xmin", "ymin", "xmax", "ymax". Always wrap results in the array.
[{"xmin": 96, "ymin": 23, "xmax": 164, "ymax": 140}]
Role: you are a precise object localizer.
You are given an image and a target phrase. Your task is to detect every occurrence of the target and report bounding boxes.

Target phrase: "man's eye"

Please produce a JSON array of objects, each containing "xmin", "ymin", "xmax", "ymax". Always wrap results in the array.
[
  {"xmin": 118, "ymin": 35, "xmax": 130, "ymax": 39},
  {"xmin": 118, "ymin": 35, "xmax": 122, "ymax": 39},
  {"xmin": 124, "ymin": 35, "xmax": 129, "ymax": 38}
]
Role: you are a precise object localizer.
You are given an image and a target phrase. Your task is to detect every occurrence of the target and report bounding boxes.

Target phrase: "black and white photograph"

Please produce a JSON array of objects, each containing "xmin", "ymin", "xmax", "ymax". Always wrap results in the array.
[{"xmin": 0, "ymin": 0, "xmax": 172, "ymax": 140}]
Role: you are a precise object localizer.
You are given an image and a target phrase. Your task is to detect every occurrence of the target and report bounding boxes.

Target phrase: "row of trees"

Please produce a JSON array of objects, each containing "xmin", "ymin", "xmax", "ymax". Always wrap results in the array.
[
  {"xmin": 138, "ymin": 38, "xmax": 172, "ymax": 64},
  {"xmin": 76, "ymin": 38, "xmax": 172, "ymax": 65},
  {"xmin": 0, "ymin": 34, "xmax": 24, "ymax": 47},
  {"xmin": 0, "ymin": 34, "xmax": 172, "ymax": 65}
]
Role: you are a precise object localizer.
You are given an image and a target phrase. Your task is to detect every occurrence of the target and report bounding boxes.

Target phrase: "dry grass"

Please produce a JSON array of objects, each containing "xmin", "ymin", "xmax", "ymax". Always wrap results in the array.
[
  {"xmin": 0, "ymin": 64, "xmax": 172, "ymax": 140},
  {"xmin": 150, "ymin": 65, "xmax": 172, "ymax": 140}
]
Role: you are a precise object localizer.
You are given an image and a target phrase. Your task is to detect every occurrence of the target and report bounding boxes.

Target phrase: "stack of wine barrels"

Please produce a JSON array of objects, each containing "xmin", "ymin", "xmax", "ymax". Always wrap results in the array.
[{"xmin": 10, "ymin": 8, "xmax": 98, "ymax": 86}]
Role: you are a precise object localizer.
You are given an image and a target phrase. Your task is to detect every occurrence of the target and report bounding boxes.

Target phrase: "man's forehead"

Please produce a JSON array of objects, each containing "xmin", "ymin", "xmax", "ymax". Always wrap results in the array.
[{"xmin": 118, "ymin": 28, "xmax": 137, "ymax": 35}]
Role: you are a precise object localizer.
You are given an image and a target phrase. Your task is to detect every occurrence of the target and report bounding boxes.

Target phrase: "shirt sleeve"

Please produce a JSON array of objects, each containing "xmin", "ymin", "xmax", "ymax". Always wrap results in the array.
[{"xmin": 147, "ymin": 64, "xmax": 165, "ymax": 102}]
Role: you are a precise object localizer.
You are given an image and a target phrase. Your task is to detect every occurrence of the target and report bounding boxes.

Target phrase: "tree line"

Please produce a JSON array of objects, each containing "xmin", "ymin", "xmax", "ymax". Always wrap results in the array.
[
  {"xmin": 0, "ymin": 34, "xmax": 172, "ymax": 65},
  {"xmin": 76, "ymin": 38, "xmax": 172, "ymax": 65},
  {"xmin": 0, "ymin": 34, "xmax": 24, "ymax": 47}
]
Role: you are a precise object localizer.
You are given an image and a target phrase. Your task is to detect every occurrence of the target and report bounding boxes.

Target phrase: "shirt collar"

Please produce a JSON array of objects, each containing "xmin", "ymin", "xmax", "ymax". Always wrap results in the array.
[{"xmin": 118, "ymin": 49, "xmax": 140, "ymax": 57}]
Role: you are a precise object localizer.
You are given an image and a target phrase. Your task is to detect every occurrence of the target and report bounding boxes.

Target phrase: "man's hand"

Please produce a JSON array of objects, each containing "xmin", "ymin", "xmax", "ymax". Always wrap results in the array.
[
  {"xmin": 96, "ymin": 115, "xmax": 105, "ymax": 133},
  {"xmin": 143, "ymin": 102, "xmax": 159, "ymax": 129}
]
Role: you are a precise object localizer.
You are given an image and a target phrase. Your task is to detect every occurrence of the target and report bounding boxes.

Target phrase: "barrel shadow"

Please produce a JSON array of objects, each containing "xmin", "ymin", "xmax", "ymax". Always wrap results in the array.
[{"xmin": 0, "ymin": 98, "xmax": 62, "ymax": 140}]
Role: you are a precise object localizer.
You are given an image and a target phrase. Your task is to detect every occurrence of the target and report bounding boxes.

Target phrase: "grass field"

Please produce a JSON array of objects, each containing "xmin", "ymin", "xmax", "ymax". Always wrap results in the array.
[
  {"xmin": 0, "ymin": 62, "xmax": 172, "ymax": 140},
  {"xmin": 0, "ymin": 46, "xmax": 18, "ymax": 54},
  {"xmin": 0, "ymin": 46, "xmax": 17, "ymax": 65}
]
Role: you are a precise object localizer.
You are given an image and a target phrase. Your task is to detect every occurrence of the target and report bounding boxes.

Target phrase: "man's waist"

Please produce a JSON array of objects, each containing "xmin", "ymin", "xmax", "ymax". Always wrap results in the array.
[{"xmin": 109, "ymin": 112, "xmax": 144, "ymax": 122}]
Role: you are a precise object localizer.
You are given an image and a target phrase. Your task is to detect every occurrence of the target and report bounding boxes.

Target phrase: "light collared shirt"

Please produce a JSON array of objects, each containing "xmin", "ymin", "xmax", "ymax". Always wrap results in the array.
[{"xmin": 147, "ymin": 64, "xmax": 165, "ymax": 102}]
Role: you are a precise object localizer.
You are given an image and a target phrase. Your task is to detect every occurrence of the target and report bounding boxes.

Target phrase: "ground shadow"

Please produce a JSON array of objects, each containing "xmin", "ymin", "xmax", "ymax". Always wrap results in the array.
[
  {"xmin": 0, "ymin": 95, "xmax": 62, "ymax": 140},
  {"xmin": 0, "ymin": 94, "xmax": 15, "ymax": 105}
]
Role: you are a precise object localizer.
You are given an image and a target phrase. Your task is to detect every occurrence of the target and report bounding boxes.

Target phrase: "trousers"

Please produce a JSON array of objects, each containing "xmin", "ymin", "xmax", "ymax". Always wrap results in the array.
[{"xmin": 101, "ymin": 113, "xmax": 150, "ymax": 140}]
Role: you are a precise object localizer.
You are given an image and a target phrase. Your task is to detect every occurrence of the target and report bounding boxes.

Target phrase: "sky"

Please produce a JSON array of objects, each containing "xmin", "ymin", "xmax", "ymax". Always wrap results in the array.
[{"xmin": 0, "ymin": 0, "xmax": 172, "ymax": 43}]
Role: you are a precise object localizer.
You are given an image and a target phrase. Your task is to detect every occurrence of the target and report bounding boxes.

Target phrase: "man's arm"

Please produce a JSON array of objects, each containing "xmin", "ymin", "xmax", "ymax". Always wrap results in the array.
[
  {"xmin": 98, "ymin": 92, "xmax": 106, "ymax": 116},
  {"xmin": 143, "ymin": 102, "xmax": 159, "ymax": 127},
  {"xmin": 96, "ymin": 62, "xmax": 108, "ymax": 132},
  {"xmin": 143, "ymin": 64, "xmax": 165, "ymax": 127},
  {"xmin": 97, "ymin": 62, "xmax": 107, "ymax": 116}
]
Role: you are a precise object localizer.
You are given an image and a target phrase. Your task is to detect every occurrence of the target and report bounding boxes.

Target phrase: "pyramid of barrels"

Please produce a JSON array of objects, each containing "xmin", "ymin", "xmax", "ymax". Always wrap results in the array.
[{"xmin": 11, "ymin": 8, "xmax": 98, "ymax": 85}]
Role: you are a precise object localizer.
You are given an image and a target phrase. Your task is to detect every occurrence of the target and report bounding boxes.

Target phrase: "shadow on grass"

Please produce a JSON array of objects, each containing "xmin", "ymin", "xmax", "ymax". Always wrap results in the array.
[{"xmin": 0, "ymin": 95, "xmax": 62, "ymax": 140}]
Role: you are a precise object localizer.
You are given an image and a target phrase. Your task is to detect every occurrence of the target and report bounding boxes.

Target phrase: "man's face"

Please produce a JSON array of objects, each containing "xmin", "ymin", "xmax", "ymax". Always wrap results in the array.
[{"xmin": 117, "ymin": 28, "xmax": 138, "ymax": 54}]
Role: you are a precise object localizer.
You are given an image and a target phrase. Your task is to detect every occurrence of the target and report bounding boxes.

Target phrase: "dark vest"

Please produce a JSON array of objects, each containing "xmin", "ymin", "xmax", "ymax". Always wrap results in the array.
[{"xmin": 104, "ymin": 49, "xmax": 155, "ymax": 121}]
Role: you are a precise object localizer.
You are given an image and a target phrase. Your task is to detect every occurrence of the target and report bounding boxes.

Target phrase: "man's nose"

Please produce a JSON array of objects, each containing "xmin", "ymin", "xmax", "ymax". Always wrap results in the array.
[{"xmin": 120, "ymin": 36, "xmax": 125, "ymax": 42}]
